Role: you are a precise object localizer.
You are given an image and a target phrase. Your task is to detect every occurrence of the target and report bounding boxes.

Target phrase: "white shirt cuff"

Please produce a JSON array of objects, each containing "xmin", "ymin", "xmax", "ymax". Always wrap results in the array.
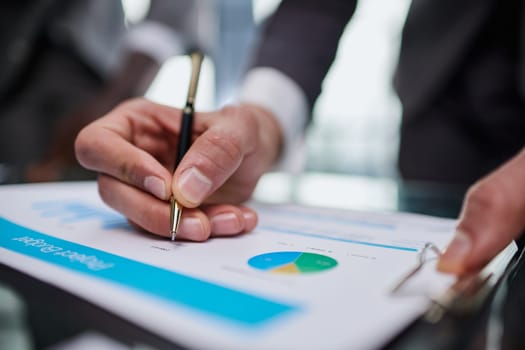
[
  {"xmin": 238, "ymin": 67, "xmax": 309, "ymax": 173},
  {"xmin": 123, "ymin": 21, "xmax": 185, "ymax": 63}
]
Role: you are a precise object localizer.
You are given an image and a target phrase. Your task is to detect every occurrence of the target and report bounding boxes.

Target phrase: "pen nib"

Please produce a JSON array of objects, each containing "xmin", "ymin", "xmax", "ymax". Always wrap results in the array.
[{"xmin": 170, "ymin": 197, "xmax": 183, "ymax": 241}]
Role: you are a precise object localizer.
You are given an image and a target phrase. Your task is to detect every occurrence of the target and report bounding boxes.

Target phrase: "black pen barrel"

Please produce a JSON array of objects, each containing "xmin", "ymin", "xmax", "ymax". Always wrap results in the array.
[{"xmin": 175, "ymin": 105, "xmax": 194, "ymax": 167}]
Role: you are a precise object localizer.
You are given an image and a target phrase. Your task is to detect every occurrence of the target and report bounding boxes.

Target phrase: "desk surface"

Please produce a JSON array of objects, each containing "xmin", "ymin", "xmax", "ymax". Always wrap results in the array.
[{"xmin": 1, "ymin": 173, "xmax": 524, "ymax": 350}]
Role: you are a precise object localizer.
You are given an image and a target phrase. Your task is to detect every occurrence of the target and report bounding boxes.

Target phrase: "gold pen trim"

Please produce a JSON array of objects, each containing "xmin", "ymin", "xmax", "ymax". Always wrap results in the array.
[
  {"xmin": 170, "ymin": 196, "xmax": 183, "ymax": 241},
  {"xmin": 186, "ymin": 52, "xmax": 203, "ymax": 106}
]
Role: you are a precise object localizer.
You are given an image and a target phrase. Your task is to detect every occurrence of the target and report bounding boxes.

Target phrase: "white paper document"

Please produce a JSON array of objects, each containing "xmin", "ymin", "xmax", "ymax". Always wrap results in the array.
[{"xmin": 0, "ymin": 182, "xmax": 516, "ymax": 350}]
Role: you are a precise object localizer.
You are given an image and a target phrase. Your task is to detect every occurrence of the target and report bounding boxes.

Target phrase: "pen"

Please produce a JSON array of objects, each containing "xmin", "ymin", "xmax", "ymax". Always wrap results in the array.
[{"xmin": 170, "ymin": 52, "xmax": 204, "ymax": 240}]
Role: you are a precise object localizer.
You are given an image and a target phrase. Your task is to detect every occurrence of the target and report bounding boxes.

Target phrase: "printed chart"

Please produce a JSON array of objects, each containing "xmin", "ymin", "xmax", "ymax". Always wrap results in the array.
[
  {"xmin": 0, "ymin": 182, "xmax": 474, "ymax": 350},
  {"xmin": 248, "ymin": 251, "xmax": 338, "ymax": 274}
]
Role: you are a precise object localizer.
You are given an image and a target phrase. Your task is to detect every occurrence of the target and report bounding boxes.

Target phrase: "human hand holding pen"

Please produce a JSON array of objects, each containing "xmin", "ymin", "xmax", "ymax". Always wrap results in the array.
[{"xmin": 74, "ymin": 98, "xmax": 283, "ymax": 241}]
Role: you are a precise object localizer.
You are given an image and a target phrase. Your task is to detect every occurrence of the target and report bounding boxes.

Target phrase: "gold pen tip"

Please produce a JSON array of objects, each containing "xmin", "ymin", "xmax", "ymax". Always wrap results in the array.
[{"xmin": 169, "ymin": 196, "xmax": 183, "ymax": 241}]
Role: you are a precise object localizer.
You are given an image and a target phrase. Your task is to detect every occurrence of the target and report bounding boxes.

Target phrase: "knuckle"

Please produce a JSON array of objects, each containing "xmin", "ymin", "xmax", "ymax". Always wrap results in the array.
[
  {"xmin": 117, "ymin": 160, "xmax": 139, "ymax": 185},
  {"xmin": 74, "ymin": 129, "xmax": 89, "ymax": 164},
  {"xmin": 116, "ymin": 97, "xmax": 147, "ymax": 111},
  {"xmin": 74, "ymin": 127, "xmax": 100, "ymax": 169},
  {"xmin": 97, "ymin": 175, "xmax": 113, "ymax": 206},
  {"xmin": 197, "ymin": 130, "xmax": 243, "ymax": 170},
  {"xmin": 235, "ymin": 105, "xmax": 259, "ymax": 128}
]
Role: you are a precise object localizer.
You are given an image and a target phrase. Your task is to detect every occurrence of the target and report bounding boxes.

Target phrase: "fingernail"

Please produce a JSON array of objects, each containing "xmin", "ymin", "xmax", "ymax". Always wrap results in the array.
[
  {"xmin": 177, "ymin": 167, "xmax": 212, "ymax": 205},
  {"xmin": 144, "ymin": 176, "xmax": 167, "ymax": 199},
  {"xmin": 211, "ymin": 213, "xmax": 241, "ymax": 234},
  {"xmin": 438, "ymin": 231, "xmax": 472, "ymax": 272}
]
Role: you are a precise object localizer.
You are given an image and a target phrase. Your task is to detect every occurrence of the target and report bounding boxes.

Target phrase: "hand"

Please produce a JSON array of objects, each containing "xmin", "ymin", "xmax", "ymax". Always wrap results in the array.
[
  {"xmin": 75, "ymin": 98, "xmax": 283, "ymax": 241},
  {"xmin": 437, "ymin": 148, "xmax": 525, "ymax": 275}
]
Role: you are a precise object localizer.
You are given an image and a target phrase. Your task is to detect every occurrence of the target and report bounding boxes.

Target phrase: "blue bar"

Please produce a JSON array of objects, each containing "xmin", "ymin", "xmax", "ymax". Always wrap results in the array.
[
  {"xmin": 257, "ymin": 206, "xmax": 397, "ymax": 230},
  {"xmin": 258, "ymin": 225, "xmax": 418, "ymax": 252},
  {"xmin": 0, "ymin": 217, "xmax": 297, "ymax": 327}
]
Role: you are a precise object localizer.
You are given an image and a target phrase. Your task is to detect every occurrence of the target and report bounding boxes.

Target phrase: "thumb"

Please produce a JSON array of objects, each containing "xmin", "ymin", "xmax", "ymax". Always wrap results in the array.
[
  {"xmin": 437, "ymin": 149, "xmax": 525, "ymax": 275},
  {"xmin": 171, "ymin": 106, "xmax": 260, "ymax": 207}
]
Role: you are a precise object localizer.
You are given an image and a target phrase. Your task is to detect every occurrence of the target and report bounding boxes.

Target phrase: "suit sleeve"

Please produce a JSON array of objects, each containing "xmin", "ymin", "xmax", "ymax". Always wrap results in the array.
[{"xmin": 251, "ymin": 0, "xmax": 357, "ymax": 111}]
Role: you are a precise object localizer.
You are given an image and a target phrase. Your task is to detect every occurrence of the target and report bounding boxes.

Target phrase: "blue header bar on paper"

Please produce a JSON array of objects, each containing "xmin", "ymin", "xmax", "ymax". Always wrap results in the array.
[{"xmin": 0, "ymin": 216, "xmax": 296, "ymax": 327}]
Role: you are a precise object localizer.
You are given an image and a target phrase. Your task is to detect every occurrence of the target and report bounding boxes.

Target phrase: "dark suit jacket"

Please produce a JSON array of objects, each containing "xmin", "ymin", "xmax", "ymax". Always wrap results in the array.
[
  {"xmin": 252, "ymin": 0, "xmax": 525, "ymax": 185},
  {"xmin": 0, "ymin": 1, "xmax": 60, "ymax": 100}
]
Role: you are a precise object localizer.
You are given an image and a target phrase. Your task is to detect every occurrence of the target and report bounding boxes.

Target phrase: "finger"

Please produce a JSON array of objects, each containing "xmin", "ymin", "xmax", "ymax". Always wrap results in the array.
[
  {"xmin": 438, "ymin": 149, "xmax": 525, "ymax": 275},
  {"xmin": 202, "ymin": 205, "xmax": 258, "ymax": 236},
  {"xmin": 75, "ymin": 99, "xmax": 181, "ymax": 201},
  {"xmin": 171, "ymin": 106, "xmax": 260, "ymax": 207},
  {"xmin": 240, "ymin": 206, "xmax": 258, "ymax": 232},
  {"xmin": 98, "ymin": 174, "xmax": 213, "ymax": 241}
]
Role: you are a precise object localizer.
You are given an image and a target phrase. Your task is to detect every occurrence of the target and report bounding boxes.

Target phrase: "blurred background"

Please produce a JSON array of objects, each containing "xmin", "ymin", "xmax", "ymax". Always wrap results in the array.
[
  {"xmin": 0, "ymin": 0, "xmax": 411, "ymax": 186},
  {"xmin": 141, "ymin": 0, "xmax": 411, "ymax": 178}
]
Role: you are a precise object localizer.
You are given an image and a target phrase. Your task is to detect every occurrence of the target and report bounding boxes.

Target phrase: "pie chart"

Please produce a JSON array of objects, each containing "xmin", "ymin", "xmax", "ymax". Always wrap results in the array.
[{"xmin": 248, "ymin": 251, "xmax": 338, "ymax": 274}]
